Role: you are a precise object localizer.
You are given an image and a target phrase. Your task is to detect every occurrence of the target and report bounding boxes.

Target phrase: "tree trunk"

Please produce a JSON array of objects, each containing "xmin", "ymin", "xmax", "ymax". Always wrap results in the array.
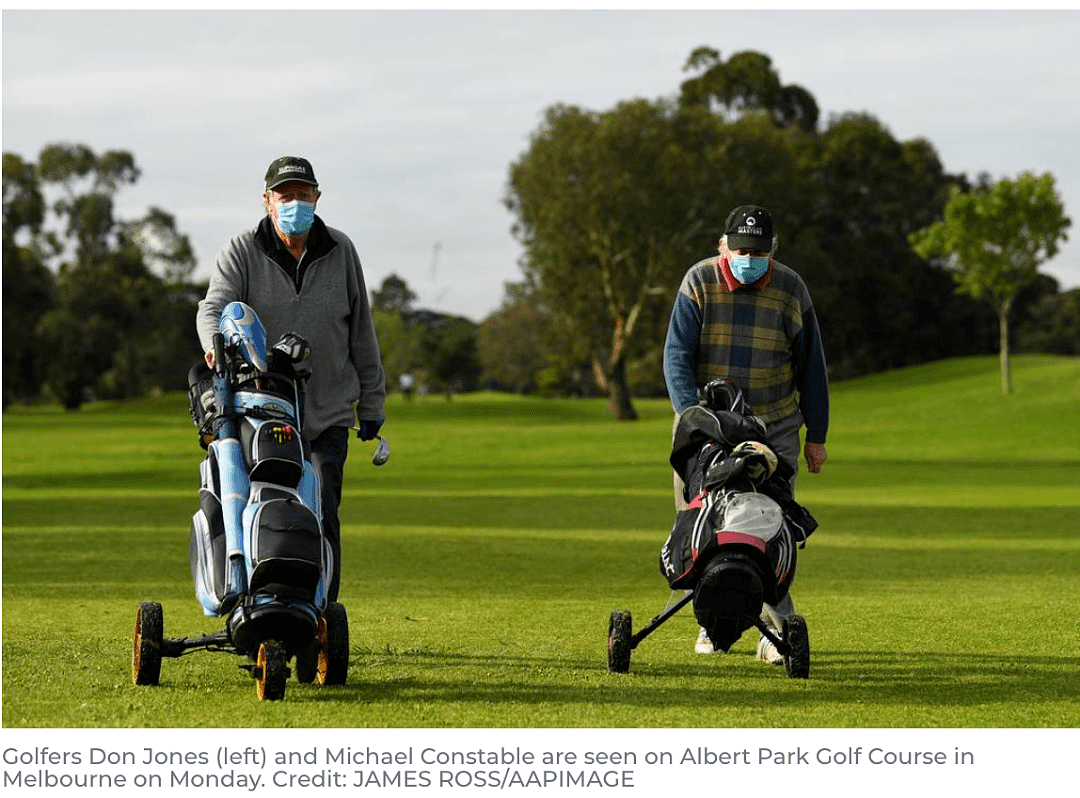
[
  {"xmin": 593, "ymin": 355, "xmax": 638, "ymax": 421},
  {"xmin": 62, "ymin": 379, "xmax": 84, "ymax": 410},
  {"xmin": 998, "ymin": 295, "xmax": 1013, "ymax": 396},
  {"xmin": 589, "ymin": 296, "xmax": 640, "ymax": 420},
  {"xmin": 125, "ymin": 341, "xmax": 140, "ymax": 399}
]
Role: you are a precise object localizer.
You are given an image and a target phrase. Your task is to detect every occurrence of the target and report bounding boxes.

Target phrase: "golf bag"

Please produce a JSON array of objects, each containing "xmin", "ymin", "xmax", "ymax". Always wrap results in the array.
[
  {"xmin": 660, "ymin": 380, "xmax": 817, "ymax": 652},
  {"xmin": 186, "ymin": 301, "xmax": 332, "ymax": 656}
]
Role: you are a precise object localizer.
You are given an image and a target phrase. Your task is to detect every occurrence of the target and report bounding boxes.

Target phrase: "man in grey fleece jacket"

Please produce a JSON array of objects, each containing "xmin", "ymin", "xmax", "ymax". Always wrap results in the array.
[{"xmin": 196, "ymin": 156, "xmax": 386, "ymax": 602}]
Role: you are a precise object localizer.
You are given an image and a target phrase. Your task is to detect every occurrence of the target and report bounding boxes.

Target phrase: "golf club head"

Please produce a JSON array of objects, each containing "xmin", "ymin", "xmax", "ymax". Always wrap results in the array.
[{"xmin": 372, "ymin": 435, "xmax": 390, "ymax": 466}]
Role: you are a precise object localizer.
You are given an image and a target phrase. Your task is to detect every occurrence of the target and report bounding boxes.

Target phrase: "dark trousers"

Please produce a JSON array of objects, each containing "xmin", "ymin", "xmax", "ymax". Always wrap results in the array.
[{"xmin": 308, "ymin": 426, "xmax": 349, "ymax": 603}]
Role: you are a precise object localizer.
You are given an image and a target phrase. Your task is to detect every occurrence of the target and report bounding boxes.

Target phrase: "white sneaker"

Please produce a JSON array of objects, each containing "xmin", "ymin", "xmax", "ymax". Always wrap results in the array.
[
  {"xmin": 695, "ymin": 627, "xmax": 722, "ymax": 654},
  {"xmin": 756, "ymin": 634, "xmax": 784, "ymax": 665}
]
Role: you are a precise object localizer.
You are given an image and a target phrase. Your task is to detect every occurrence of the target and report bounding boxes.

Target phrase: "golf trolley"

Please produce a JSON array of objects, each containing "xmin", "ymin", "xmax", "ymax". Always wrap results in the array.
[
  {"xmin": 132, "ymin": 301, "xmax": 386, "ymax": 700},
  {"xmin": 607, "ymin": 380, "xmax": 816, "ymax": 679}
]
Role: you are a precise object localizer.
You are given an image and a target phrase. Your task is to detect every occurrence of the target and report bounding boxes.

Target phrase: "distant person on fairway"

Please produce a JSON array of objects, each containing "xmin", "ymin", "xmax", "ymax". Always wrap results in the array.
[
  {"xmin": 196, "ymin": 155, "xmax": 386, "ymax": 603},
  {"xmin": 663, "ymin": 204, "xmax": 829, "ymax": 660}
]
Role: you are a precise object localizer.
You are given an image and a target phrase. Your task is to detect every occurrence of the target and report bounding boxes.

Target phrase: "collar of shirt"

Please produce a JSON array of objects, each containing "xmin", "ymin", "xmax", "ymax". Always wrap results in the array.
[
  {"xmin": 254, "ymin": 215, "xmax": 337, "ymax": 290},
  {"xmin": 717, "ymin": 256, "xmax": 774, "ymax": 292},
  {"xmin": 255, "ymin": 215, "xmax": 334, "ymax": 262}
]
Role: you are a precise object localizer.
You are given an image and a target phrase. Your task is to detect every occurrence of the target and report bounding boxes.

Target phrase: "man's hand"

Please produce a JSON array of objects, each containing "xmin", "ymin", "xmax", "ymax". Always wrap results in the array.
[
  {"xmin": 204, "ymin": 350, "xmax": 216, "ymax": 369},
  {"xmin": 804, "ymin": 442, "xmax": 827, "ymax": 473},
  {"xmin": 355, "ymin": 418, "xmax": 384, "ymax": 441}
]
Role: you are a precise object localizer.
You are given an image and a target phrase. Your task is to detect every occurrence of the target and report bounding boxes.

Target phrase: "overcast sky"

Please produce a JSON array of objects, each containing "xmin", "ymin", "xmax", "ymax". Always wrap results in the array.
[{"xmin": 4, "ymin": 7, "xmax": 1078, "ymax": 321}]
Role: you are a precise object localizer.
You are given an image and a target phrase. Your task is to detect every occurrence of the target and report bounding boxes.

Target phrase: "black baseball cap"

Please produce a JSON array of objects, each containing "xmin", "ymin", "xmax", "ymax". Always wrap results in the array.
[
  {"xmin": 265, "ymin": 156, "xmax": 318, "ymax": 190},
  {"xmin": 724, "ymin": 205, "xmax": 774, "ymax": 252}
]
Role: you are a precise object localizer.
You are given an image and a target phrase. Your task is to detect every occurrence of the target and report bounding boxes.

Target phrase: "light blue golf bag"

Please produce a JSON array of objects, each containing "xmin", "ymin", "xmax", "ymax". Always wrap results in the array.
[{"xmin": 188, "ymin": 301, "xmax": 331, "ymax": 653}]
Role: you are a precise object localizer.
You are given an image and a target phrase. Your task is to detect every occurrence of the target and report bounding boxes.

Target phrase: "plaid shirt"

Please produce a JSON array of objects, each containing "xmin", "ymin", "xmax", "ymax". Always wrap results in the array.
[{"xmin": 663, "ymin": 256, "xmax": 829, "ymax": 443}]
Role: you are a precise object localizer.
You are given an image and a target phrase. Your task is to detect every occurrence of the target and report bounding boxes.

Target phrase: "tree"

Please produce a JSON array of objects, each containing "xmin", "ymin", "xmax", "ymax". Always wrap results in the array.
[
  {"xmin": 371, "ymin": 307, "xmax": 418, "ymax": 392},
  {"xmin": 505, "ymin": 44, "xmax": 1029, "ymax": 402},
  {"xmin": 910, "ymin": 172, "xmax": 1071, "ymax": 394},
  {"xmin": 8, "ymin": 143, "xmax": 199, "ymax": 408},
  {"xmin": 507, "ymin": 97, "xmax": 756, "ymax": 419},
  {"xmin": 370, "ymin": 273, "xmax": 430, "ymax": 393},
  {"xmin": 506, "ymin": 48, "xmax": 971, "ymax": 415},
  {"xmin": 125, "ymin": 207, "xmax": 197, "ymax": 284},
  {"xmin": 368, "ymin": 273, "xmax": 484, "ymax": 396},
  {"xmin": 418, "ymin": 314, "xmax": 481, "ymax": 395},
  {"xmin": 801, "ymin": 113, "xmax": 964, "ymax": 376},
  {"xmin": 3, "ymin": 153, "xmax": 55, "ymax": 406},
  {"xmin": 477, "ymin": 282, "xmax": 550, "ymax": 393},
  {"xmin": 371, "ymin": 273, "xmax": 417, "ymax": 315},
  {"xmin": 37, "ymin": 143, "xmax": 139, "ymax": 269},
  {"xmin": 677, "ymin": 50, "xmax": 984, "ymax": 379},
  {"xmin": 508, "ymin": 100, "xmax": 665, "ymax": 417},
  {"xmin": 679, "ymin": 48, "xmax": 819, "ymax": 132},
  {"xmin": 2, "ymin": 244, "xmax": 56, "ymax": 407},
  {"xmin": 1017, "ymin": 287, "xmax": 1080, "ymax": 356},
  {"xmin": 35, "ymin": 261, "xmax": 148, "ymax": 408}
]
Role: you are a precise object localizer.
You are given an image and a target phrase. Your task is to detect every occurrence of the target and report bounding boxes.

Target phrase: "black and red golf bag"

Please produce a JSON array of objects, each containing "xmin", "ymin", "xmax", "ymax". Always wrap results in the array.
[{"xmin": 660, "ymin": 380, "xmax": 817, "ymax": 652}]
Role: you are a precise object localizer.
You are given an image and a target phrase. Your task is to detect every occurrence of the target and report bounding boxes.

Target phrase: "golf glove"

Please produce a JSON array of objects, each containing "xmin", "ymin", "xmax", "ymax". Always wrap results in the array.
[
  {"xmin": 356, "ymin": 418, "xmax": 384, "ymax": 441},
  {"xmin": 731, "ymin": 440, "xmax": 778, "ymax": 481}
]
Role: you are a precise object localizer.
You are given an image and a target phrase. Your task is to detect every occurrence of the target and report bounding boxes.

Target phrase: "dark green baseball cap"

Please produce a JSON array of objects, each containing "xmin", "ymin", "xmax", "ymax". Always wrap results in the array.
[{"xmin": 264, "ymin": 156, "xmax": 318, "ymax": 190}]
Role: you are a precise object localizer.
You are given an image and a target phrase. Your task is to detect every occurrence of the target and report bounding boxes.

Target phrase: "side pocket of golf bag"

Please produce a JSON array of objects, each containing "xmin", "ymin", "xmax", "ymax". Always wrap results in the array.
[
  {"xmin": 295, "ymin": 460, "xmax": 330, "ymax": 606},
  {"xmin": 660, "ymin": 490, "xmax": 718, "ymax": 590},
  {"xmin": 186, "ymin": 364, "xmax": 218, "ymax": 450},
  {"xmin": 240, "ymin": 417, "xmax": 305, "ymax": 487},
  {"xmin": 242, "ymin": 482, "xmax": 327, "ymax": 609},
  {"xmin": 190, "ymin": 449, "xmax": 235, "ymax": 616}
]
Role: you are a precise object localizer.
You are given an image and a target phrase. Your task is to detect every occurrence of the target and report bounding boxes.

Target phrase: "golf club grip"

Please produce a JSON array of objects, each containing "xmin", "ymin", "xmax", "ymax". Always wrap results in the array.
[{"xmin": 212, "ymin": 333, "xmax": 226, "ymax": 377}]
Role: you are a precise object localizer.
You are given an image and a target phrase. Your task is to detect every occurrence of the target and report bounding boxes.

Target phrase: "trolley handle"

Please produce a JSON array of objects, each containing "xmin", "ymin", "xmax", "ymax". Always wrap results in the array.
[{"xmin": 212, "ymin": 333, "xmax": 227, "ymax": 378}]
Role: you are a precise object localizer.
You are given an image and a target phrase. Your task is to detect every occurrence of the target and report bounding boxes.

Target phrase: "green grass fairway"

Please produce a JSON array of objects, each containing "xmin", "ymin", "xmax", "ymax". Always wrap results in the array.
[{"xmin": 3, "ymin": 355, "xmax": 1078, "ymax": 728}]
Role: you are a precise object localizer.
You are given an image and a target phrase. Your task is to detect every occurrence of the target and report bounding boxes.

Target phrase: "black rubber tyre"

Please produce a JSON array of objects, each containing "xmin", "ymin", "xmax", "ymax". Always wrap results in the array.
[
  {"xmin": 256, "ymin": 640, "xmax": 288, "ymax": 700},
  {"xmin": 133, "ymin": 601, "xmax": 163, "ymax": 686},
  {"xmin": 318, "ymin": 602, "xmax": 349, "ymax": 686},
  {"xmin": 607, "ymin": 609, "xmax": 633, "ymax": 673},
  {"xmin": 295, "ymin": 639, "xmax": 318, "ymax": 684},
  {"xmin": 783, "ymin": 615, "xmax": 810, "ymax": 679}
]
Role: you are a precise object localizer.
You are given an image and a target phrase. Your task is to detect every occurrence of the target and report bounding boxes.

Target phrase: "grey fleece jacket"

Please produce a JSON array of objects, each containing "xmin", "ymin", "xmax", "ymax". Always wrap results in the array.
[{"xmin": 196, "ymin": 218, "xmax": 386, "ymax": 440}]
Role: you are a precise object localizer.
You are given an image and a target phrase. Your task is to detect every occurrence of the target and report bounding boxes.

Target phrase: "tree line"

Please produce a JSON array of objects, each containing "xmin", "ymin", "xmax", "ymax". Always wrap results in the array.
[
  {"xmin": 501, "ymin": 47, "xmax": 1073, "ymax": 417},
  {"xmin": 4, "ymin": 144, "xmax": 203, "ymax": 409},
  {"xmin": 4, "ymin": 48, "xmax": 1076, "ymax": 414}
]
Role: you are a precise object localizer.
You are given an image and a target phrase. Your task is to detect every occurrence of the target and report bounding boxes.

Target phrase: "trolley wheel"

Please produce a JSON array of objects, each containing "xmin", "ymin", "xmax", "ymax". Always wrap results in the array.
[
  {"xmin": 133, "ymin": 601, "xmax": 163, "ymax": 686},
  {"xmin": 318, "ymin": 602, "xmax": 350, "ymax": 686},
  {"xmin": 783, "ymin": 615, "xmax": 810, "ymax": 679},
  {"xmin": 607, "ymin": 609, "xmax": 633, "ymax": 673},
  {"xmin": 256, "ymin": 640, "xmax": 288, "ymax": 700}
]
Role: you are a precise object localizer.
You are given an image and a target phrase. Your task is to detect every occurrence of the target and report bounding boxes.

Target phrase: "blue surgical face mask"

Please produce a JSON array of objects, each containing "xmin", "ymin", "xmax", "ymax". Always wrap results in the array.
[
  {"xmin": 275, "ymin": 200, "xmax": 315, "ymax": 236},
  {"xmin": 729, "ymin": 253, "xmax": 770, "ymax": 284}
]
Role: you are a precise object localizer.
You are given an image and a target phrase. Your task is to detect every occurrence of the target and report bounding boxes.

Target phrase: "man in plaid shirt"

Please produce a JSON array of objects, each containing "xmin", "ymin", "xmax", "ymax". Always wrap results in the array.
[{"xmin": 663, "ymin": 204, "xmax": 829, "ymax": 658}]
